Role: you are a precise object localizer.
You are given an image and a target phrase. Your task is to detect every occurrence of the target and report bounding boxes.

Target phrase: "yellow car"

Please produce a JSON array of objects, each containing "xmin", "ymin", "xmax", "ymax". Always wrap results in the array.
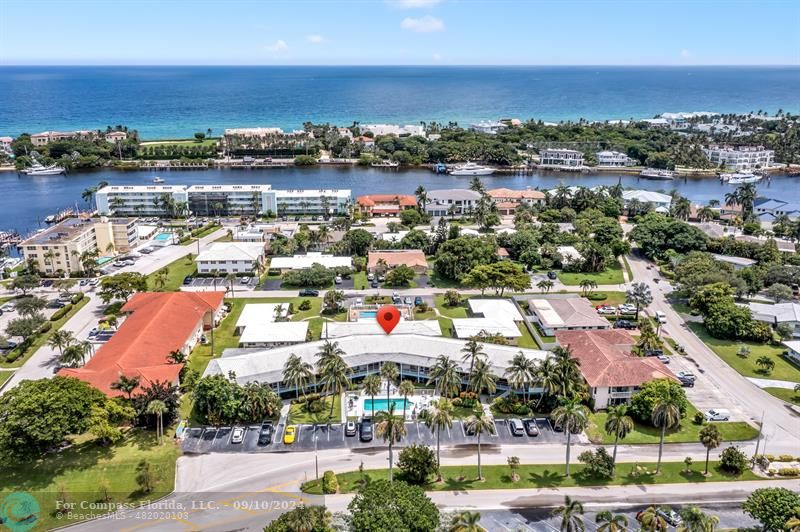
[{"xmin": 283, "ymin": 425, "xmax": 297, "ymax": 445}]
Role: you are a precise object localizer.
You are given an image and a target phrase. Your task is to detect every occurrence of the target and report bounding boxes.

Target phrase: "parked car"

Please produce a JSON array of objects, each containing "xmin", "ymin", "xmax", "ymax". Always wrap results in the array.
[
  {"xmin": 345, "ymin": 421, "xmax": 357, "ymax": 437},
  {"xmin": 79, "ymin": 279, "xmax": 89, "ymax": 286},
  {"xmin": 258, "ymin": 421, "xmax": 273, "ymax": 445},
  {"xmin": 613, "ymin": 319, "xmax": 636, "ymax": 329},
  {"xmin": 241, "ymin": 276, "xmax": 252, "ymax": 285},
  {"xmin": 371, "ymin": 280, "xmax": 379, "ymax": 288},
  {"xmin": 656, "ymin": 508, "xmax": 683, "ymax": 527},
  {"xmin": 367, "ymin": 273, "xmax": 375, "ymax": 281},
  {"xmin": 547, "ymin": 271, "xmax": 557, "ymax": 280},
  {"xmin": 334, "ymin": 276, "xmax": 342, "ymax": 284},
  {"xmin": 414, "ymin": 296, "xmax": 423, "ymax": 306},
  {"xmin": 283, "ymin": 425, "xmax": 297, "ymax": 444},
  {"xmin": 523, "ymin": 419, "xmax": 539, "ymax": 437},
  {"xmin": 88, "ymin": 327, "xmax": 99, "ymax": 338},
  {"xmin": 597, "ymin": 306, "xmax": 618, "ymax": 315},
  {"xmin": 299, "ymin": 289, "xmax": 319, "ymax": 297},
  {"xmin": 47, "ymin": 300, "xmax": 66, "ymax": 309},
  {"xmin": 509, "ymin": 418, "xmax": 525, "ymax": 436},
  {"xmin": 378, "ymin": 275, "xmax": 386, "ymax": 282},
  {"xmin": 655, "ymin": 310, "xmax": 667, "ymax": 324},
  {"xmin": 0, "ymin": 339, "xmax": 18, "ymax": 353},
  {"xmin": 360, "ymin": 418, "xmax": 373, "ymax": 442},
  {"xmin": 678, "ymin": 376, "xmax": 695, "ymax": 388},
  {"xmin": 618, "ymin": 305, "xmax": 637, "ymax": 314},
  {"xmin": 676, "ymin": 371, "xmax": 696, "ymax": 381},
  {"xmin": 183, "ymin": 276, "xmax": 193, "ymax": 285},
  {"xmin": 392, "ymin": 296, "xmax": 402, "ymax": 305},
  {"xmin": 355, "ymin": 298, "xmax": 363, "ymax": 306},
  {"xmin": 231, "ymin": 427, "xmax": 245, "ymax": 444},
  {"xmin": 42, "ymin": 280, "xmax": 54, "ymax": 287},
  {"xmin": 657, "ymin": 355, "xmax": 670, "ymax": 364},
  {"xmin": 705, "ymin": 409, "xmax": 731, "ymax": 421},
  {"xmin": 89, "ymin": 279, "xmax": 100, "ymax": 287},
  {"xmin": 1, "ymin": 304, "xmax": 15, "ymax": 312}
]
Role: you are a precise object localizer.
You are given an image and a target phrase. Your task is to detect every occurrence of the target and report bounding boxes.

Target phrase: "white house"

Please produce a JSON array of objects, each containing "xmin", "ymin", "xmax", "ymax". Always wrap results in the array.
[
  {"xmin": 269, "ymin": 252, "xmax": 351, "ymax": 271},
  {"xmin": 539, "ymin": 149, "xmax": 585, "ymax": 168},
  {"xmin": 621, "ymin": 190, "xmax": 673, "ymax": 212},
  {"xmin": 424, "ymin": 189, "xmax": 482, "ymax": 217},
  {"xmin": 528, "ymin": 297, "xmax": 611, "ymax": 336},
  {"xmin": 195, "ymin": 242, "xmax": 265, "ymax": 274},
  {"xmin": 469, "ymin": 121, "xmax": 507, "ymax": 135},
  {"xmin": 360, "ymin": 124, "xmax": 425, "ymax": 138},
  {"xmin": 703, "ymin": 145, "xmax": 775, "ymax": 171},
  {"xmin": 747, "ymin": 302, "xmax": 800, "ymax": 337},
  {"xmin": 596, "ymin": 150, "xmax": 636, "ymax": 167}
]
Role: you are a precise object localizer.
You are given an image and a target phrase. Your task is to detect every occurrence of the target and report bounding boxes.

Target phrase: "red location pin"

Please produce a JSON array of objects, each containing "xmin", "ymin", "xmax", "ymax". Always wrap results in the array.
[{"xmin": 376, "ymin": 305, "xmax": 401, "ymax": 334}]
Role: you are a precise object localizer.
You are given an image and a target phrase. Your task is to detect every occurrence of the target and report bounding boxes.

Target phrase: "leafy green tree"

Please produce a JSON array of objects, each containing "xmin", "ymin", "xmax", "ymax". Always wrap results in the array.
[
  {"xmin": 11, "ymin": 274, "xmax": 40, "ymax": 295},
  {"xmin": 765, "ymin": 282, "xmax": 793, "ymax": 302},
  {"xmin": 98, "ymin": 272, "xmax": 147, "ymax": 303},
  {"xmin": 742, "ymin": 487, "xmax": 800, "ymax": 532},
  {"xmin": 385, "ymin": 264, "xmax": 416, "ymax": 286},
  {"xmin": 434, "ymin": 236, "xmax": 497, "ymax": 281},
  {"xmin": 629, "ymin": 213, "xmax": 709, "ymax": 259},
  {"xmin": 718, "ymin": 446, "xmax": 748, "ymax": 474},
  {"xmin": 577, "ymin": 447, "xmax": 615, "ymax": 479},
  {"xmin": 348, "ymin": 480, "xmax": 439, "ymax": 532},
  {"xmin": 443, "ymin": 289, "xmax": 461, "ymax": 307},
  {"xmin": 264, "ymin": 505, "xmax": 333, "ymax": 532},
  {"xmin": 15, "ymin": 296, "xmax": 47, "ymax": 317},
  {"xmin": 397, "ymin": 444, "xmax": 438, "ymax": 485},
  {"xmin": 629, "ymin": 379, "xmax": 688, "ymax": 424},
  {"xmin": 192, "ymin": 374, "xmax": 241, "ymax": 425},
  {"xmin": 343, "ymin": 228, "xmax": 374, "ymax": 256},
  {"xmin": 5, "ymin": 314, "xmax": 46, "ymax": 344},
  {"xmin": 135, "ymin": 459, "xmax": 155, "ymax": 493}
]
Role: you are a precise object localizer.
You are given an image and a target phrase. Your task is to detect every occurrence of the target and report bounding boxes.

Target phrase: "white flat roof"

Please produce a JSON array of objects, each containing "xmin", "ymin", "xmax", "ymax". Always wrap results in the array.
[
  {"xmin": 236, "ymin": 304, "xmax": 287, "ymax": 328},
  {"xmin": 187, "ymin": 184, "xmax": 272, "ymax": 192},
  {"xmin": 325, "ymin": 320, "xmax": 442, "ymax": 338},
  {"xmin": 468, "ymin": 299, "xmax": 523, "ymax": 323},
  {"xmin": 622, "ymin": 189, "xmax": 673, "ymax": 204},
  {"xmin": 557, "ymin": 245, "xmax": 583, "ymax": 262},
  {"xmin": 239, "ymin": 322, "xmax": 309, "ymax": 344},
  {"xmin": 269, "ymin": 253, "xmax": 351, "ymax": 270},
  {"xmin": 275, "ymin": 189, "xmax": 351, "ymax": 198},
  {"xmin": 451, "ymin": 318, "xmax": 522, "ymax": 338},
  {"xmin": 529, "ymin": 297, "xmax": 611, "ymax": 329},
  {"xmin": 196, "ymin": 242, "xmax": 264, "ymax": 262}
]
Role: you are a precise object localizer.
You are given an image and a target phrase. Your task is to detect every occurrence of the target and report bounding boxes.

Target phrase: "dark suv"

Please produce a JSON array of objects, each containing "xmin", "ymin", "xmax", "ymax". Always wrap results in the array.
[
  {"xmin": 360, "ymin": 418, "xmax": 373, "ymax": 442},
  {"xmin": 258, "ymin": 421, "xmax": 273, "ymax": 445},
  {"xmin": 299, "ymin": 288, "xmax": 319, "ymax": 297}
]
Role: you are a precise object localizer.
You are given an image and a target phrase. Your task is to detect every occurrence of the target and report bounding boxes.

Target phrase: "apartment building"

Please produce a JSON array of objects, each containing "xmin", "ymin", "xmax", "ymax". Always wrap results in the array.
[
  {"xmin": 703, "ymin": 145, "xmax": 775, "ymax": 170},
  {"xmin": 187, "ymin": 184, "xmax": 276, "ymax": 216},
  {"xmin": 539, "ymin": 148, "xmax": 585, "ymax": 168},
  {"xmin": 96, "ymin": 185, "xmax": 189, "ymax": 216},
  {"xmin": 195, "ymin": 242, "xmax": 266, "ymax": 274},
  {"xmin": 275, "ymin": 189, "xmax": 350, "ymax": 216}
]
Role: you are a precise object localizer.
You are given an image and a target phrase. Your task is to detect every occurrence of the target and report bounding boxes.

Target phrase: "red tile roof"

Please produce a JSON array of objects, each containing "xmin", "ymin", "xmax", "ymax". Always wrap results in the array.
[
  {"xmin": 368, "ymin": 250, "xmax": 428, "ymax": 269},
  {"xmin": 59, "ymin": 292, "xmax": 224, "ymax": 396},
  {"xmin": 555, "ymin": 330, "xmax": 676, "ymax": 388}
]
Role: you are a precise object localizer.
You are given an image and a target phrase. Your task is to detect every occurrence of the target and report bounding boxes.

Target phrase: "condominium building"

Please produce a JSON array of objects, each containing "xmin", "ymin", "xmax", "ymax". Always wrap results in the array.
[
  {"xmin": 275, "ymin": 189, "xmax": 350, "ymax": 216},
  {"xmin": 703, "ymin": 145, "xmax": 775, "ymax": 170},
  {"xmin": 596, "ymin": 150, "xmax": 636, "ymax": 167},
  {"xmin": 195, "ymin": 242, "xmax": 266, "ymax": 275},
  {"xmin": 187, "ymin": 184, "xmax": 276, "ymax": 216},
  {"xmin": 539, "ymin": 148, "xmax": 585, "ymax": 168},
  {"xmin": 96, "ymin": 185, "xmax": 189, "ymax": 216}
]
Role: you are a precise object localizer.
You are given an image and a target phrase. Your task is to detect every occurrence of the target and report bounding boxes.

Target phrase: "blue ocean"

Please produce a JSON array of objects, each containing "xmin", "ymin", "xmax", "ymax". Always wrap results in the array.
[{"xmin": 1, "ymin": 66, "xmax": 798, "ymax": 138}]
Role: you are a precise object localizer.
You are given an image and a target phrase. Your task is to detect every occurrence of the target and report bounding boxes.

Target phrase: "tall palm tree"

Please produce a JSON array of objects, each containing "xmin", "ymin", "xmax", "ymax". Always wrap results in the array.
[
  {"xmin": 678, "ymin": 506, "xmax": 719, "ymax": 532},
  {"xmin": 317, "ymin": 356, "xmax": 350, "ymax": 419},
  {"xmin": 427, "ymin": 355, "xmax": 461, "ymax": 398},
  {"xmin": 595, "ymin": 510, "xmax": 628, "ymax": 532},
  {"xmin": 468, "ymin": 359, "xmax": 497, "ymax": 396},
  {"xmin": 110, "ymin": 374, "xmax": 140, "ymax": 400},
  {"xmin": 362, "ymin": 374, "xmax": 382, "ymax": 418},
  {"xmin": 637, "ymin": 506, "xmax": 668, "ymax": 532},
  {"xmin": 424, "ymin": 397, "xmax": 453, "ymax": 481},
  {"xmin": 626, "ymin": 282, "xmax": 653, "ymax": 321},
  {"xmin": 59, "ymin": 345, "xmax": 84, "ymax": 368},
  {"xmin": 699, "ymin": 423, "xmax": 722, "ymax": 475},
  {"xmin": 449, "ymin": 510, "xmax": 483, "ymax": 532},
  {"xmin": 47, "ymin": 329, "xmax": 76, "ymax": 356},
  {"xmin": 604, "ymin": 404, "xmax": 634, "ymax": 465},
  {"xmin": 283, "ymin": 353, "xmax": 314, "ymax": 398},
  {"xmin": 146, "ymin": 399, "xmax": 167, "ymax": 444},
  {"xmin": 652, "ymin": 385, "xmax": 683, "ymax": 474},
  {"xmin": 375, "ymin": 403, "xmax": 406, "ymax": 482},
  {"xmin": 78, "ymin": 340, "xmax": 94, "ymax": 364},
  {"xmin": 505, "ymin": 352, "xmax": 535, "ymax": 401},
  {"xmin": 553, "ymin": 496, "xmax": 585, "ymax": 532},
  {"xmin": 461, "ymin": 338, "xmax": 487, "ymax": 377},
  {"xmin": 398, "ymin": 380, "xmax": 415, "ymax": 420},
  {"xmin": 225, "ymin": 273, "xmax": 237, "ymax": 298},
  {"xmin": 537, "ymin": 279, "xmax": 554, "ymax": 293},
  {"xmin": 464, "ymin": 411, "xmax": 495, "ymax": 480},
  {"xmin": 380, "ymin": 362, "xmax": 399, "ymax": 404},
  {"xmin": 414, "ymin": 185, "xmax": 428, "ymax": 213},
  {"xmin": 315, "ymin": 339, "xmax": 345, "ymax": 369},
  {"xmin": 551, "ymin": 397, "xmax": 589, "ymax": 477}
]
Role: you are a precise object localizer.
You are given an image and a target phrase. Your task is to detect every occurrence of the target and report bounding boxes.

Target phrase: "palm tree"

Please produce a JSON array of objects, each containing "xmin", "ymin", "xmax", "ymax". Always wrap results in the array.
[
  {"xmin": 283, "ymin": 353, "xmax": 314, "ymax": 398},
  {"xmin": 166, "ymin": 349, "xmax": 187, "ymax": 364},
  {"xmin": 414, "ymin": 185, "xmax": 428, "ymax": 213},
  {"xmin": 678, "ymin": 506, "xmax": 719, "ymax": 532},
  {"xmin": 604, "ymin": 404, "xmax": 634, "ymax": 466},
  {"xmin": 424, "ymin": 397, "xmax": 453, "ymax": 481},
  {"xmin": 48, "ymin": 329, "xmax": 76, "ymax": 357},
  {"xmin": 110, "ymin": 374, "xmax": 140, "ymax": 400},
  {"xmin": 427, "ymin": 355, "xmax": 461, "ymax": 398},
  {"xmin": 317, "ymin": 356, "xmax": 350, "ymax": 419},
  {"xmin": 626, "ymin": 282, "xmax": 653, "ymax": 320},
  {"xmin": 461, "ymin": 338, "xmax": 487, "ymax": 377},
  {"xmin": 464, "ymin": 411, "xmax": 495, "ymax": 480},
  {"xmin": 505, "ymin": 352, "xmax": 535, "ymax": 401},
  {"xmin": 78, "ymin": 340, "xmax": 94, "ymax": 364},
  {"xmin": 579, "ymin": 278, "xmax": 597, "ymax": 296},
  {"xmin": 398, "ymin": 380, "xmax": 415, "ymax": 420},
  {"xmin": 537, "ymin": 279, "xmax": 554, "ymax": 293},
  {"xmin": 375, "ymin": 402, "xmax": 406, "ymax": 482},
  {"xmin": 756, "ymin": 355, "xmax": 775, "ymax": 374},
  {"xmin": 59, "ymin": 345, "xmax": 84, "ymax": 367},
  {"xmin": 380, "ymin": 362, "xmax": 399, "ymax": 404},
  {"xmin": 652, "ymin": 385, "xmax": 683, "ymax": 474},
  {"xmin": 595, "ymin": 510, "xmax": 628, "ymax": 532},
  {"xmin": 553, "ymin": 496, "xmax": 585, "ymax": 532},
  {"xmin": 225, "ymin": 273, "xmax": 237, "ymax": 298},
  {"xmin": 146, "ymin": 399, "xmax": 167, "ymax": 444},
  {"xmin": 153, "ymin": 268, "xmax": 169, "ymax": 291},
  {"xmin": 468, "ymin": 359, "xmax": 497, "ymax": 396},
  {"xmin": 637, "ymin": 506, "xmax": 668, "ymax": 531},
  {"xmin": 551, "ymin": 397, "xmax": 589, "ymax": 476},
  {"xmin": 362, "ymin": 374, "xmax": 382, "ymax": 418},
  {"xmin": 449, "ymin": 510, "xmax": 483, "ymax": 532},
  {"xmin": 699, "ymin": 423, "xmax": 722, "ymax": 475}
]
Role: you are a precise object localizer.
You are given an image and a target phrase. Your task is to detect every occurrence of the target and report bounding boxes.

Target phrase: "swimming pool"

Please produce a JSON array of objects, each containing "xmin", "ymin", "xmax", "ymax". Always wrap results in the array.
[
  {"xmin": 359, "ymin": 311, "xmax": 377, "ymax": 319},
  {"xmin": 363, "ymin": 397, "xmax": 414, "ymax": 413},
  {"xmin": 96, "ymin": 256, "xmax": 114, "ymax": 266},
  {"xmin": 154, "ymin": 232, "xmax": 173, "ymax": 242}
]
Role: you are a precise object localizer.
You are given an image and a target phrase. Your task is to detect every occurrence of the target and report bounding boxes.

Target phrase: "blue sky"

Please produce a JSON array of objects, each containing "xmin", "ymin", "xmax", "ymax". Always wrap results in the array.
[{"xmin": 1, "ymin": 0, "xmax": 798, "ymax": 65}]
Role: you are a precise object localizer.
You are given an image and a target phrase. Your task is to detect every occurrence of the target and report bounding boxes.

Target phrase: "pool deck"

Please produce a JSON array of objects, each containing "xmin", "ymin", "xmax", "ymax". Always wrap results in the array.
[{"xmin": 345, "ymin": 382, "xmax": 438, "ymax": 421}]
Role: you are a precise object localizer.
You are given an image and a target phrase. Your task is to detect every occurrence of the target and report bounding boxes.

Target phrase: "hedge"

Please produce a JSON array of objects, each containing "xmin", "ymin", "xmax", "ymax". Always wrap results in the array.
[
  {"xmin": 322, "ymin": 470, "xmax": 339, "ymax": 494},
  {"xmin": 50, "ymin": 304, "xmax": 73, "ymax": 321}
]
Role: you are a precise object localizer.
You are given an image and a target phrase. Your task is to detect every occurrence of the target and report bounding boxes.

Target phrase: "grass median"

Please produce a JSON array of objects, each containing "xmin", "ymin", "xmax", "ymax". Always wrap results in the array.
[{"xmin": 301, "ymin": 460, "xmax": 761, "ymax": 494}]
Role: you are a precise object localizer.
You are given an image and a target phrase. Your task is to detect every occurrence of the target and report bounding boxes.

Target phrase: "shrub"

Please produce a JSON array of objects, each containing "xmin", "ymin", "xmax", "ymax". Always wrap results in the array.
[
  {"xmin": 693, "ymin": 411, "xmax": 705, "ymax": 425},
  {"xmin": 307, "ymin": 399, "xmax": 325, "ymax": 413},
  {"xmin": 321, "ymin": 470, "xmax": 338, "ymax": 494},
  {"xmin": 298, "ymin": 299, "xmax": 312, "ymax": 311},
  {"xmin": 38, "ymin": 322, "xmax": 52, "ymax": 334},
  {"xmin": 719, "ymin": 446, "xmax": 748, "ymax": 475},
  {"xmin": 70, "ymin": 293, "xmax": 84, "ymax": 305},
  {"xmin": 397, "ymin": 444, "xmax": 438, "ymax": 485},
  {"xmin": 778, "ymin": 454, "xmax": 794, "ymax": 462},
  {"xmin": 586, "ymin": 292, "xmax": 607, "ymax": 301},
  {"xmin": 778, "ymin": 467, "xmax": 799, "ymax": 476},
  {"xmin": 578, "ymin": 447, "xmax": 615, "ymax": 479},
  {"xmin": 50, "ymin": 304, "xmax": 73, "ymax": 321}
]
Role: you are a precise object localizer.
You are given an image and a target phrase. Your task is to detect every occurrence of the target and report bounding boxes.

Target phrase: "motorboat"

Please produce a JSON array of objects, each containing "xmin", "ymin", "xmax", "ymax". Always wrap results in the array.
[
  {"xmin": 448, "ymin": 161, "xmax": 495, "ymax": 176},
  {"xmin": 723, "ymin": 172, "xmax": 761, "ymax": 185},
  {"xmin": 370, "ymin": 160, "xmax": 399, "ymax": 168},
  {"xmin": 152, "ymin": 176, "xmax": 166, "ymax": 183},
  {"xmin": 20, "ymin": 161, "xmax": 66, "ymax": 176},
  {"xmin": 639, "ymin": 168, "xmax": 675, "ymax": 180}
]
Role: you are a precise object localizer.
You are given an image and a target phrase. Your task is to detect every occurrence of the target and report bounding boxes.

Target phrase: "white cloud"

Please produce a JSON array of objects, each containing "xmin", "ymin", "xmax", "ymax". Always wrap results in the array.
[
  {"xmin": 680, "ymin": 49, "xmax": 691, "ymax": 58},
  {"xmin": 400, "ymin": 15, "xmax": 444, "ymax": 33},
  {"xmin": 432, "ymin": 52, "xmax": 442, "ymax": 61},
  {"xmin": 389, "ymin": 0, "xmax": 442, "ymax": 8},
  {"xmin": 265, "ymin": 40, "xmax": 288, "ymax": 52},
  {"xmin": 306, "ymin": 35, "xmax": 324, "ymax": 44}
]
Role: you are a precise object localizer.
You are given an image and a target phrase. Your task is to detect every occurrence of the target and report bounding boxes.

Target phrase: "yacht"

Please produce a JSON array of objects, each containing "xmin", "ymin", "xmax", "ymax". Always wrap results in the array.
[
  {"xmin": 370, "ymin": 160, "xmax": 399, "ymax": 168},
  {"xmin": 722, "ymin": 172, "xmax": 761, "ymax": 185},
  {"xmin": 448, "ymin": 162, "xmax": 495, "ymax": 176},
  {"xmin": 639, "ymin": 168, "xmax": 675, "ymax": 180},
  {"xmin": 20, "ymin": 161, "xmax": 66, "ymax": 176},
  {"xmin": 152, "ymin": 176, "xmax": 166, "ymax": 183}
]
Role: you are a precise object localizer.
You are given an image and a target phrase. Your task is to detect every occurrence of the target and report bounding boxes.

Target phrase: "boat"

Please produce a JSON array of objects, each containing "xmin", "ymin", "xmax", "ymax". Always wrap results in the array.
[
  {"xmin": 370, "ymin": 160, "xmax": 399, "ymax": 168},
  {"xmin": 722, "ymin": 172, "xmax": 762, "ymax": 185},
  {"xmin": 152, "ymin": 176, "xmax": 166, "ymax": 183},
  {"xmin": 44, "ymin": 208, "xmax": 75, "ymax": 224},
  {"xmin": 639, "ymin": 168, "xmax": 675, "ymax": 180},
  {"xmin": 448, "ymin": 162, "xmax": 495, "ymax": 176},
  {"xmin": 20, "ymin": 161, "xmax": 66, "ymax": 176}
]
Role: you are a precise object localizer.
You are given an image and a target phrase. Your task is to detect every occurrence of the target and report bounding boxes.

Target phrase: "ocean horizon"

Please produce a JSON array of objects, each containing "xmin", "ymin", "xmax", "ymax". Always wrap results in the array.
[{"xmin": 1, "ymin": 65, "xmax": 798, "ymax": 138}]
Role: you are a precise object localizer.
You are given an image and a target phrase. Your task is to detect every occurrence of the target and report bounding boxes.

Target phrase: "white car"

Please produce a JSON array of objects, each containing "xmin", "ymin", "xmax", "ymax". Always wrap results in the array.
[
  {"xmin": 618, "ymin": 305, "xmax": 637, "ymax": 313},
  {"xmin": 676, "ymin": 371, "xmax": 696, "ymax": 381},
  {"xmin": 705, "ymin": 409, "xmax": 731, "ymax": 422},
  {"xmin": 231, "ymin": 427, "xmax": 245, "ymax": 444},
  {"xmin": 597, "ymin": 306, "xmax": 617, "ymax": 315},
  {"xmin": 655, "ymin": 311, "xmax": 667, "ymax": 324},
  {"xmin": 1, "ymin": 304, "xmax": 15, "ymax": 313}
]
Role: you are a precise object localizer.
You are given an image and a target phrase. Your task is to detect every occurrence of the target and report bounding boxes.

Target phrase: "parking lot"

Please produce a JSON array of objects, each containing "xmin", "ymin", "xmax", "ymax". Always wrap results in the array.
[
  {"xmin": 185, "ymin": 277, "xmax": 255, "ymax": 289},
  {"xmin": 182, "ymin": 417, "xmax": 567, "ymax": 454}
]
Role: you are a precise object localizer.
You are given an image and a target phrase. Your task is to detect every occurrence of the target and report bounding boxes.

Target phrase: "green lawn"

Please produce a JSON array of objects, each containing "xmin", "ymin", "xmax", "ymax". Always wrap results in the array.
[
  {"xmin": 0, "ymin": 429, "xmax": 180, "ymax": 531},
  {"xmin": 180, "ymin": 224, "xmax": 221, "ymax": 245},
  {"xmin": 145, "ymin": 254, "xmax": 197, "ymax": 291},
  {"xmin": 622, "ymin": 255, "xmax": 634, "ymax": 282},
  {"xmin": 516, "ymin": 322, "xmax": 539, "ymax": 348},
  {"xmin": 434, "ymin": 294, "xmax": 469, "ymax": 318},
  {"xmin": 688, "ymin": 323, "xmax": 800, "ymax": 382},
  {"xmin": 1, "ymin": 297, "xmax": 90, "ymax": 368},
  {"xmin": 288, "ymin": 395, "xmax": 342, "ymax": 424},
  {"xmin": 351, "ymin": 271, "xmax": 368, "ymax": 290},
  {"xmin": 763, "ymin": 387, "xmax": 800, "ymax": 405},
  {"xmin": 428, "ymin": 270, "xmax": 462, "ymax": 289},
  {"xmin": 414, "ymin": 307, "xmax": 437, "ymax": 320},
  {"xmin": 301, "ymin": 460, "xmax": 760, "ymax": 495},
  {"xmin": 438, "ymin": 317, "xmax": 454, "ymax": 337},
  {"xmin": 530, "ymin": 321, "xmax": 557, "ymax": 343},
  {"xmin": 141, "ymin": 138, "xmax": 219, "ymax": 148},
  {"xmin": 0, "ymin": 370, "xmax": 13, "ymax": 388},
  {"xmin": 586, "ymin": 403, "xmax": 759, "ymax": 445},
  {"xmin": 557, "ymin": 261, "xmax": 625, "ymax": 286}
]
